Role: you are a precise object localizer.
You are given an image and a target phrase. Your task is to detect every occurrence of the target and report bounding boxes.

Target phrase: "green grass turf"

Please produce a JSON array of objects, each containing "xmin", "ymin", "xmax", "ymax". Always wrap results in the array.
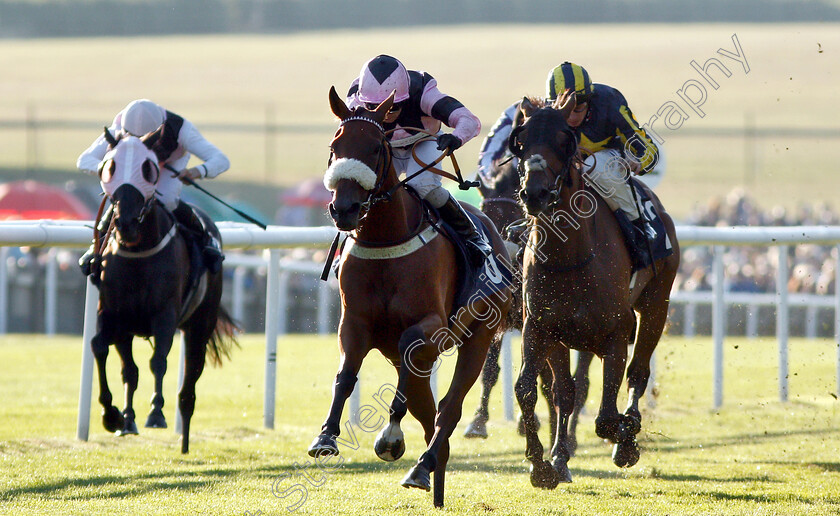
[
  {"xmin": 0, "ymin": 23, "xmax": 838, "ymax": 220},
  {"xmin": 0, "ymin": 333, "xmax": 838, "ymax": 514}
]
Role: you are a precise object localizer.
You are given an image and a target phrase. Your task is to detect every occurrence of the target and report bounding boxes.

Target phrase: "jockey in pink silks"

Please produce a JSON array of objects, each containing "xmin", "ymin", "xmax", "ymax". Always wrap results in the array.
[{"xmin": 343, "ymin": 54, "xmax": 491, "ymax": 268}]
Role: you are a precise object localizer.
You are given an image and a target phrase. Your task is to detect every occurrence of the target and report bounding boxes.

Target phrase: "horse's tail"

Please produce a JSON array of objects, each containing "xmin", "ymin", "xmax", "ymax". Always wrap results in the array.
[{"xmin": 206, "ymin": 304, "xmax": 241, "ymax": 367}]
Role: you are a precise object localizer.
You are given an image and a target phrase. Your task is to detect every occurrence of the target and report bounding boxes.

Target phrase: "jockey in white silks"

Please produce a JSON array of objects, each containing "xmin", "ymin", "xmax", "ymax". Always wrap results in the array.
[
  {"xmin": 342, "ymin": 54, "xmax": 491, "ymax": 269},
  {"xmin": 77, "ymin": 99, "xmax": 230, "ymax": 274}
]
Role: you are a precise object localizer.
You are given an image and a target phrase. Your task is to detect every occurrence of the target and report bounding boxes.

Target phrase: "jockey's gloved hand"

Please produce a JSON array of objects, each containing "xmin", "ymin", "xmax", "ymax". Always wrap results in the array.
[
  {"xmin": 436, "ymin": 133, "xmax": 462, "ymax": 154},
  {"xmin": 181, "ymin": 167, "xmax": 202, "ymax": 180}
]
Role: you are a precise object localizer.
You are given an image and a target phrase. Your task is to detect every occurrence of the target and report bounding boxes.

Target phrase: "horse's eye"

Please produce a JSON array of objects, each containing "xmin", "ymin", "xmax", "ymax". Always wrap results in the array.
[
  {"xmin": 142, "ymin": 159, "xmax": 159, "ymax": 184},
  {"xmin": 99, "ymin": 160, "xmax": 115, "ymax": 183}
]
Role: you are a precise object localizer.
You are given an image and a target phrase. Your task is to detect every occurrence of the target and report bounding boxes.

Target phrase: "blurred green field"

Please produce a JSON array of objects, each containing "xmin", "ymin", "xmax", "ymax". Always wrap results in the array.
[
  {"xmin": 1, "ymin": 333, "xmax": 838, "ymax": 515},
  {"xmin": 0, "ymin": 23, "xmax": 838, "ymax": 220}
]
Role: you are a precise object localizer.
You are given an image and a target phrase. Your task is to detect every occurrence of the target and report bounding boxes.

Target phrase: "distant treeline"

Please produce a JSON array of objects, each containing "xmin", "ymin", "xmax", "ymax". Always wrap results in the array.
[{"xmin": 2, "ymin": 0, "xmax": 839, "ymax": 37}]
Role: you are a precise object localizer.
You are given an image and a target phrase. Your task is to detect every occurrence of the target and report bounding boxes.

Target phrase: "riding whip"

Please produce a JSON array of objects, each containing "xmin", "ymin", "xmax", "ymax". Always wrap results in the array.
[{"xmin": 164, "ymin": 164, "xmax": 267, "ymax": 229}]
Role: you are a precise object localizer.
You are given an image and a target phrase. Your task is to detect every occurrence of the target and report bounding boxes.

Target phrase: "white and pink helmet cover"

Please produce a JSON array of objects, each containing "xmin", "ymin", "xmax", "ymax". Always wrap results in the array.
[
  {"xmin": 99, "ymin": 135, "xmax": 160, "ymax": 202},
  {"xmin": 357, "ymin": 55, "xmax": 410, "ymax": 105}
]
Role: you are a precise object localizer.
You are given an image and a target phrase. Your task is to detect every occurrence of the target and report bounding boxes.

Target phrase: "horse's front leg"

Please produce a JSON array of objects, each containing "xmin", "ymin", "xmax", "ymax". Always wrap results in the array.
[
  {"xmin": 462, "ymin": 334, "xmax": 501, "ymax": 439},
  {"xmin": 617, "ymin": 302, "xmax": 669, "ymax": 467},
  {"xmin": 146, "ymin": 308, "xmax": 177, "ymax": 429},
  {"xmin": 593, "ymin": 326, "xmax": 636, "ymax": 468},
  {"xmin": 91, "ymin": 315, "xmax": 122, "ymax": 433},
  {"xmin": 402, "ymin": 310, "xmax": 499, "ymax": 508},
  {"xmin": 376, "ymin": 315, "xmax": 443, "ymax": 467},
  {"xmin": 545, "ymin": 346, "xmax": 574, "ymax": 483},
  {"xmin": 114, "ymin": 334, "xmax": 139, "ymax": 436},
  {"xmin": 516, "ymin": 320, "xmax": 559, "ymax": 489},
  {"xmin": 568, "ymin": 350, "xmax": 595, "ymax": 456},
  {"xmin": 308, "ymin": 318, "xmax": 371, "ymax": 458}
]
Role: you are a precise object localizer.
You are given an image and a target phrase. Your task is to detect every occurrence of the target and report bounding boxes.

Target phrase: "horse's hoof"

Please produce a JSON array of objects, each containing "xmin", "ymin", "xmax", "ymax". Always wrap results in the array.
[
  {"xmin": 374, "ymin": 423, "xmax": 405, "ymax": 462},
  {"xmin": 308, "ymin": 433, "xmax": 339, "ymax": 458},
  {"xmin": 116, "ymin": 419, "xmax": 139, "ymax": 437},
  {"xmin": 102, "ymin": 406, "xmax": 124, "ymax": 433},
  {"xmin": 401, "ymin": 464, "xmax": 431, "ymax": 491},
  {"xmin": 529, "ymin": 460, "xmax": 560, "ymax": 489},
  {"xmin": 518, "ymin": 413, "xmax": 540, "ymax": 436},
  {"xmin": 551, "ymin": 456, "xmax": 573, "ymax": 483},
  {"xmin": 144, "ymin": 410, "xmax": 167, "ymax": 429},
  {"xmin": 623, "ymin": 411, "xmax": 642, "ymax": 436},
  {"xmin": 612, "ymin": 439, "xmax": 640, "ymax": 468},
  {"xmin": 463, "ymin": 417, "xmax": 488, "ymax": 439}
]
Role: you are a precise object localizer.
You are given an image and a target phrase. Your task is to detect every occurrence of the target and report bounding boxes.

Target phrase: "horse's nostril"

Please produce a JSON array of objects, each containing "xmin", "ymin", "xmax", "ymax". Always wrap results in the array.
[{"xmin": 519, "ymin": 189, "xmax": 529, "ymax": 202}]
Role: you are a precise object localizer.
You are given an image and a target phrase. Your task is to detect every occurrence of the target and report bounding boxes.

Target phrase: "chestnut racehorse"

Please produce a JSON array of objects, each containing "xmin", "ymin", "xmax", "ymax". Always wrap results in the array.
[
  {"xmin": 512, "ymin": 95, "xmax": 679, "ymax": 488},
  {"xmin": 307, "ymin": 87, "xmax": 511, "ymax": 508}
]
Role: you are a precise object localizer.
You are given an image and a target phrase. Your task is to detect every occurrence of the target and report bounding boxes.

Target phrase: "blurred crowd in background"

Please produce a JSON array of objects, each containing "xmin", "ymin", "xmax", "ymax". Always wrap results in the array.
[{"xmin": 676, "ymin": 187, "xmax": 837, "ymax": 296}]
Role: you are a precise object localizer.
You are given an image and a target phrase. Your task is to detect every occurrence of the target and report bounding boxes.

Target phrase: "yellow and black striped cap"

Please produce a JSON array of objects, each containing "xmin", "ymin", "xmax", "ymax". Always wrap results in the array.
[{"xmin": 546, "ymin": 62, "xmax": 593, "ymax": 102}]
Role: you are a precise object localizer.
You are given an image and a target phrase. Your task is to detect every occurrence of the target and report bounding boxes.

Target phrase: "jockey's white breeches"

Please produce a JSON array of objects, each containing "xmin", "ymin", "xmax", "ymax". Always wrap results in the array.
[
  {"xmin": 155, "ymin": 170, "xmax": 183, "ymax": 211},
  {"xmin": 582, "ymin": 149, "xmax": 641, "ymax": 221},
  {"xmin": 393, "ymin": 136, "xmax": 444, "ymax": 202}
]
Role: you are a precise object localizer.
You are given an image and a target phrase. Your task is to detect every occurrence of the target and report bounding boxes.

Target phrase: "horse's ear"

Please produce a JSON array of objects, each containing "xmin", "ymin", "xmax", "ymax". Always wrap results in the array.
[
  {"xmin": 372, "ymin": 90, "xmax": 395, "ymax": 122},
  {"xmin": 329, "ymin": 86, "xmax": 351, "ymax": 120},
  {"xmin": 520, "ymin": 96, "xmax": 536, "ymax": 118},
  {"xmin": 103, "ymin": 126, "xmax": 119, "ymax": 148},
  {"xmin": 556, "ymin": 89, "xmax": 577, "ymax": 121},
  {"xmin": 140, "ymin": 125, "xmax": 163, "ymax": 149}
]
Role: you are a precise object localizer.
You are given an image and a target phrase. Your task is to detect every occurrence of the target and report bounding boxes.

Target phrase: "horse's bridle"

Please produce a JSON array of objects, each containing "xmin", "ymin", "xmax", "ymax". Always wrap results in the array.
[
  {"xmin": 329, "ymin": 114, "xmax": 393, "ymax": 223},
  {"xmin": 110, "ymin": 193, "xmax": 161, "ymax": 248},
  {"xmin": 510, "ymin": 117, "xmax": 581, "ymax": 209},
  {"xmin": 112, "ymin": 192, "xmax": 156, "ymax": 225}
]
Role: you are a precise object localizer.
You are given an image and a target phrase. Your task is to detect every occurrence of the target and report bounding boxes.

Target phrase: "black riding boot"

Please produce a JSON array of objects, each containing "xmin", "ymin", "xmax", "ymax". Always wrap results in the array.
[
  {"xmin": 631, "ymin": 217, "xmax": 656, "ymax": 268},
  {"xmin": 79, "ymin": 204, "xmax": 114, "ymax": 277},
  {"xmin": 173, "ymin": 201, "xmax": 224, "ymax": 274},
  {"xmin": 437, "ymin": 195, "xmax": 493, "ymax": 269}
]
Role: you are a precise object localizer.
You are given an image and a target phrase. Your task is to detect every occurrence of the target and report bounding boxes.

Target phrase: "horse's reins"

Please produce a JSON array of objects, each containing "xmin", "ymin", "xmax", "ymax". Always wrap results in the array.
[
  {"xmin": 321, "ymin": 117, "xmax": 435, "ymax": 279},
  {"xmin": 393, "ymin": 126, "xmax": 479, "ymax": 192},
  {"xmin": 513, "ymin": 116, "xmax": 598, "ymax": 273}
]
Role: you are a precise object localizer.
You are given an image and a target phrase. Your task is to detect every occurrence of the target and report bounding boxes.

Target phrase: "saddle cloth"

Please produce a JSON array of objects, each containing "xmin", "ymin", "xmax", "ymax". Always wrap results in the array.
[
  {"xmin": 436, "ymin": 210, "xmax": 515, "ymax": 320},
  {"xmin": 628, "ymin": 177, "xmax": 673, "ymax": 271}
]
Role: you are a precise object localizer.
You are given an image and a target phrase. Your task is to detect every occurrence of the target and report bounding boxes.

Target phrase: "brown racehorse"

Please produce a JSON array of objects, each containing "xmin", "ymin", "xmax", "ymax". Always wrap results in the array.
[
  {"xmin": 307, "ymin": 87, "xmax": 511, "ymax": 508},
  {"xmin": 512, "ymin": 95, "xmax": 680, "ymax": 488},
  {"xmin": 466, "ymin": 134, "xmax": 597, "ymax": 457},
  {"xmin": 463, "ymin": 157, "xmax": 557, "ymax": 441},
  {"xmin": 91, "ymin": 131, "xmax": 238, "ymax": 454}
]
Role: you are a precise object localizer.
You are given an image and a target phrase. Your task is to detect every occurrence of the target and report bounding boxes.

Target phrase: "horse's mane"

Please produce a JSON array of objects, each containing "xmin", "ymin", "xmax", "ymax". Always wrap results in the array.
[{"xmin": 523, "ymin": 96, "xmax": 565, "ymax": 110}]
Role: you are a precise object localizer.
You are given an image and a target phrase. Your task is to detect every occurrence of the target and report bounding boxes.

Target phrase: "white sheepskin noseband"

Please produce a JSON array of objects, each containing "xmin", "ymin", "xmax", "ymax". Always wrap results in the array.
[
  {"xmin": 524, "ymin": 155, "xmax": 548, "ymax": 174},
  {"xmin": 323, "ymin": 158, "xmax": 377, "ymax": 191}
]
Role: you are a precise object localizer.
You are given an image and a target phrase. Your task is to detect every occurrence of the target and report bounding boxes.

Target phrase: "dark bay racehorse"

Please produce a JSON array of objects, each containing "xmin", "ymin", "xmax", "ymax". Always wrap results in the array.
[
  {"xmin": 307, "ymin": 87, "xmax": 511, "ymax": 507},
  {"xmin": 463, "ymin": 157, "xmax": 557, "ymax": 440},
  {"xmin": 466, "ymin": 135, "xmax": 594, "ymax": 456},
  {"xmin": 512, "ymin": 95, "xmax": 679, "ymax": 488},
  {"xmin": 91, "ymin": 131, "xmax": 238, "ymax": 453}
]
